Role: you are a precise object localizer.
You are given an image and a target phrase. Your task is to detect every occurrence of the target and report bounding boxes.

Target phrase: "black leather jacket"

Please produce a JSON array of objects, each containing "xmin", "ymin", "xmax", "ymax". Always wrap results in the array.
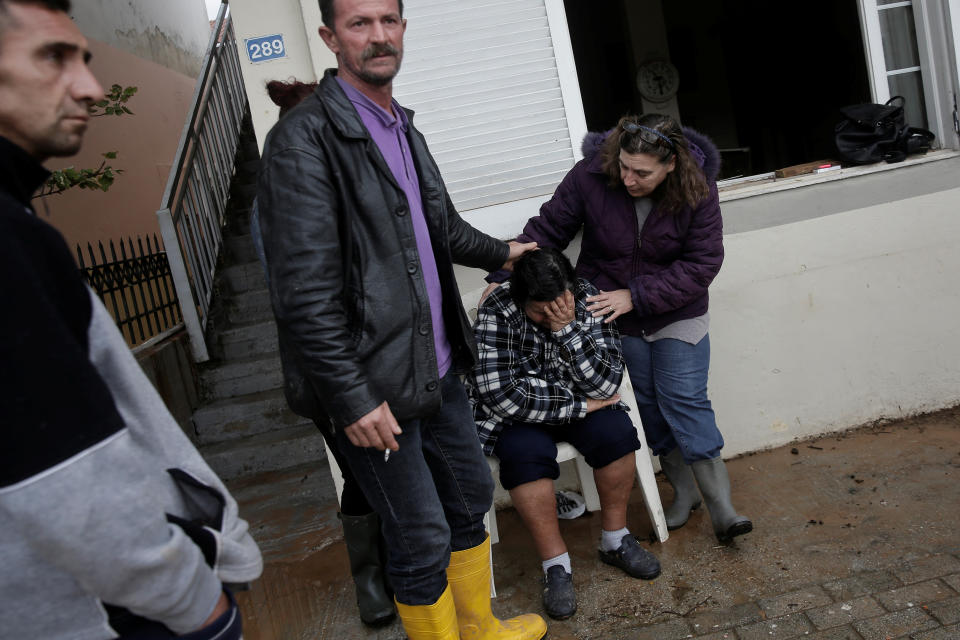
[{"xmin": 257, "ymin": 70, "xmax": 508, "ymax": 431}]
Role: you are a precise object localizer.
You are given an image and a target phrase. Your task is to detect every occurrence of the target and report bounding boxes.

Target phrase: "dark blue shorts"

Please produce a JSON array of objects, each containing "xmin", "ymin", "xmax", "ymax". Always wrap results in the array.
[{"xmin": 492, "ymin": 408, "xmax": 641, "ymax": 490}]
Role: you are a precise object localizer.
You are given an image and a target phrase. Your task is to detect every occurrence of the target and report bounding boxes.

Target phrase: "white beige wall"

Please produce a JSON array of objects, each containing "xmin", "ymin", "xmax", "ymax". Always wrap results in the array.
[
  {"xmin": 70, "ymin": 0, "xmax": 211, "ymax": 77},
  {"xmin": 711, "ymin": 185, "xmax": 960, "ymax": 457},
  {"xmin": 228, "ymin": 0, "xmax": 335, "ymax": 151},
  {"xmin": 951, "ymin": 0, "xmax": 960, "ymax": 130}
]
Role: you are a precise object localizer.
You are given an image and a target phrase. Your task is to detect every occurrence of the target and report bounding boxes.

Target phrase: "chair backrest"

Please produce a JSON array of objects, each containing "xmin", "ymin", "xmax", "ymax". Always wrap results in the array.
[
  {"xmin": 461, "ymin": 285, "xmax": 488, "ymax": 324},
  {"xmin": 615, "ymin": 370, "xmax": 650, "ymax": 462}
]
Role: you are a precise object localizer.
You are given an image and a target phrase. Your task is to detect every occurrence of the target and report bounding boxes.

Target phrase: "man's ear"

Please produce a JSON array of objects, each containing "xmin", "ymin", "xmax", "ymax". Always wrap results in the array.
[{"xmin": 318, "ymin": 25, "xmax": 339, "ymax": 54}]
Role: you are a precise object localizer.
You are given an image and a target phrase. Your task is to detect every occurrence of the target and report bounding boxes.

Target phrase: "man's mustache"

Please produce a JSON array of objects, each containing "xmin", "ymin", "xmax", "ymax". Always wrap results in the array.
[{"xmin": 362, "ymin": 43, "xmax": 400, "ymax": 61}]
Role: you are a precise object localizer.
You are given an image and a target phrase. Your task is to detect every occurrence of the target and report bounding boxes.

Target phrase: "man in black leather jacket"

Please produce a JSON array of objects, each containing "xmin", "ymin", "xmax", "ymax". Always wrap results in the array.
[{"xmin": 256, "ymin": 1, "xmax": 544, "ymax": 638}]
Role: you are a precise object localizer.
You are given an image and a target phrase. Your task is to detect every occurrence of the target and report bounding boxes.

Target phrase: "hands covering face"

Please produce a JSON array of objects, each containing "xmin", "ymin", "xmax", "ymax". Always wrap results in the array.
[{"xmin": 542, "ymin": 289, "xmax": 575, "ymax": 332}]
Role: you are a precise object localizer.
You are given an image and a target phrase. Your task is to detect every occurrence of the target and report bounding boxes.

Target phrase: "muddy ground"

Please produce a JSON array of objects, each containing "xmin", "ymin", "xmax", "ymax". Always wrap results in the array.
[{"xmin": 231, "ymin": 406, "xmax": 960, "ymax": 639}]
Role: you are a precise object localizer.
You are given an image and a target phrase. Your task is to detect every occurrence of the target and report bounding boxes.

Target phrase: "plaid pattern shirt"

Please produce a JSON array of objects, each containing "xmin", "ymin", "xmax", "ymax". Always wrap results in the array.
[{"xmin": 466, "ymin": 279, "xmax": 625, "ymax": 455}]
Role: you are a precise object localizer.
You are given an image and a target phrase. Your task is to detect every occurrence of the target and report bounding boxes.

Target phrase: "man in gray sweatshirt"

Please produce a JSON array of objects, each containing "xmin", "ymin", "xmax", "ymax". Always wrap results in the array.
[{"xmin": 0, "ymin": 1, "xmax": 262, "ymax": 638}]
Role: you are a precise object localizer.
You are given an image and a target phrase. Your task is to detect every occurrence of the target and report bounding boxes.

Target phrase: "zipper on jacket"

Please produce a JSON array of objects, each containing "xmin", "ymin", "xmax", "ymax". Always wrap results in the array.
[{"xmin": 631, "ymin": 205, "xmax": 643, "ymax": 280}]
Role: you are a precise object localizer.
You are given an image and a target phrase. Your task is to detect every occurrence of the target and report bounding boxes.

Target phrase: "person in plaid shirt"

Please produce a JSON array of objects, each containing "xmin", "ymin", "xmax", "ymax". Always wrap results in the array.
[{"xmin": 467, "ymin": 249, "xmax": 661, "ymax": 620}]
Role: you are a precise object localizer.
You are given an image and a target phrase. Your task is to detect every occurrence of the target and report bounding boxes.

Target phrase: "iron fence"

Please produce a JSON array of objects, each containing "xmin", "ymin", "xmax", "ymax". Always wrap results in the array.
[
  {"xmin": 77, "ymin": 235, "xmax": 182, "ymax": 346},
  {"xmin": 157, "ymin": 2, "xmax": 246, "ymax": 362}
]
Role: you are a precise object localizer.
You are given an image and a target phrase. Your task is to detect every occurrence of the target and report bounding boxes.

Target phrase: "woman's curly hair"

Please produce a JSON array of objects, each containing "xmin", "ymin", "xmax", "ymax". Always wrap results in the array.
[{"xmin": 600, "ymin": 113, "xmax": 709, "ymax": 214}]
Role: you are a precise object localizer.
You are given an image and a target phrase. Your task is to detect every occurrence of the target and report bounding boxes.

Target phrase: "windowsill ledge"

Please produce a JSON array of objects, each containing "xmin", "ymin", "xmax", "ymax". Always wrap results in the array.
[{"xmin": 718, "ymin": 149, "xmax": 960, "ymax": 202}]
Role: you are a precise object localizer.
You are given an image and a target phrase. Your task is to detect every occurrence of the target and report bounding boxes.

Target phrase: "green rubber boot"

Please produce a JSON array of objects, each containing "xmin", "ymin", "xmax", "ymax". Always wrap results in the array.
[
  {"xmin": 340, "ymin": 512, "xmax": 396, "ymax": 626},
  {"xmin": 690, "ymin": 457, "xmax": 753, "ymax": 542},
  {"xmin": 658, "ymin": 447, "xmax": 702, "ymax": 530}
]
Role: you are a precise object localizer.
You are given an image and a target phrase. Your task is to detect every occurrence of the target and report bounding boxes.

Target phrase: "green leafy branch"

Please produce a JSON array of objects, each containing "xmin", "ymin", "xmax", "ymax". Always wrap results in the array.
[
  {"xmin": 35, "ymin": 152, "xmax": 123, "ymax": 198},
  {"xmin": 91, "ymin": 84, "xmax": 138, "ymax": 117},
  {"xmin": 34, "ymin": 85, "xmax": 137, "ymax": 199}
]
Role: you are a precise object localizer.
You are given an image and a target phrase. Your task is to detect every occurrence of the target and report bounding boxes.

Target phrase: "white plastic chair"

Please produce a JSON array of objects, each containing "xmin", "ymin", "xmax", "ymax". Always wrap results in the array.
[
  {"xmin": 457, "ymin": 286, "xmax": 669, "ymax": 547},
  {"xmin": 481, "ymin": 367, "xmax": 669, "ymax": 548}
]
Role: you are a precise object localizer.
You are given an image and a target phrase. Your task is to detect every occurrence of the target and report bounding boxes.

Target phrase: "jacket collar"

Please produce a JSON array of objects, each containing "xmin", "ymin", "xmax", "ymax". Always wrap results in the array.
[
  {"xmin": 318, "ymin": 69, "xmax": 417, "ymax": 140},
  {"xmin": 0, "ymin": 136, "xmax": 50, "ymax": 207}
]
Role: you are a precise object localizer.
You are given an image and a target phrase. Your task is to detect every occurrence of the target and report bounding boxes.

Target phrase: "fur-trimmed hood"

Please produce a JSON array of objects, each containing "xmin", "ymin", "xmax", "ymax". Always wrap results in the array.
[{"xmin": 580, "ymin": 126, "xmax": 722, "ymax": 182}]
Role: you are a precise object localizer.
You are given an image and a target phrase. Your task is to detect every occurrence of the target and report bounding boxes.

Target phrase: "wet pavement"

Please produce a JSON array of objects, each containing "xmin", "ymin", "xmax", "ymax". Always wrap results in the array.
[{"xmin": 230, "ymin": 406, "xmax": 960, "ymax": 639}]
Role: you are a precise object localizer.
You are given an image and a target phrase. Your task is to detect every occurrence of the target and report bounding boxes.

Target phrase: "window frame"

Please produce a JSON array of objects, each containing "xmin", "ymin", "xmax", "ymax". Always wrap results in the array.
[{"xmin": 858, "ymin": 0, "xmax": 958, "ymax": 147}]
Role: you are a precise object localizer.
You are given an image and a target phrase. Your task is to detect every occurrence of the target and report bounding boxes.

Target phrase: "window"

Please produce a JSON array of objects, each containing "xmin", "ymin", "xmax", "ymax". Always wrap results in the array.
[
  {"xmin": 564, "ymin": 0, "xmax": 958, "ymax": 181},
  {"xmin": 861, "ymin": 0, "xmax": 928, "ymax": 127},
  {"xmin": 391, "ymin": 0, "xmax": 958, "ymax": 236}
]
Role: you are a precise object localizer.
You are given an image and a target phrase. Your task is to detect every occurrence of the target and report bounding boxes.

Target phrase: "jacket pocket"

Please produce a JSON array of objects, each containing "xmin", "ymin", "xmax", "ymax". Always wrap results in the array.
[
  {"xmin": 165, "ymin": 468, "xmax": 227, "ymax": 570},
  {"xmin": 166, "ymin": 468, "xmax": 226, "ymax": 530},
  {"xmin": 345, "ymin": 285, "xmax": 364, "ymax": 347}
]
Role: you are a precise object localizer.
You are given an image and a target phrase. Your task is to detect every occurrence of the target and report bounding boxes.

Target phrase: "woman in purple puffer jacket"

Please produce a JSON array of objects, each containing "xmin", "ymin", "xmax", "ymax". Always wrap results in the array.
[{"xmin": 488, "ymin": 113, "xmax": 752, "ymax": 543}]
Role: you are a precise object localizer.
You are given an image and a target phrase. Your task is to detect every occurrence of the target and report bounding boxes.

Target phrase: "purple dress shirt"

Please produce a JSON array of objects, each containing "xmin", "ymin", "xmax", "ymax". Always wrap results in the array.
[{"xmin": 337, "ymin": 77, "xmax": 452, "ymax": 377}]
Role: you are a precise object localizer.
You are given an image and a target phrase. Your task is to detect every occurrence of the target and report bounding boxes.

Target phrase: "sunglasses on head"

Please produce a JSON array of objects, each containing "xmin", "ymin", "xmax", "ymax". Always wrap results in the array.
[{"xmin": 621, "ymin": 122, "xmax": 675, "ymax": 150}]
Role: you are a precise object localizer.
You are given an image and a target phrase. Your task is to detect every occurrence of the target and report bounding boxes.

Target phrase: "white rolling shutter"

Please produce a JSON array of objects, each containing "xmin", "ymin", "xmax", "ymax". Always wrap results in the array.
[{"xmin": 394, "ymin": 0, "xmax": 585, "ymax": 216}]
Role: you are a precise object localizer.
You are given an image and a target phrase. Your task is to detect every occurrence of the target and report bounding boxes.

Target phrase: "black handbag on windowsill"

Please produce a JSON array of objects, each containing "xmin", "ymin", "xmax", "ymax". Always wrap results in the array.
[{"xmin": 835, "ymin": 95, "xmax": 935, "ymax": 165}]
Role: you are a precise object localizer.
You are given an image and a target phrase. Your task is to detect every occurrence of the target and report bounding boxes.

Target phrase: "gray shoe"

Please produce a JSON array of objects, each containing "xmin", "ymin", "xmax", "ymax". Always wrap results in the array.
[
  {"xmin": 598, "ymin": 534, "xmax": 661, "ymax": 580},
  {"xmin": 340, "ymin": 512, "xmax": 396, "ymax": 626},
  {"xmin": 542, "ymin": 565, "xmax": 577, "ymax": 620},
  {"xmin": 691, "ymin": 457, "xmax": 753, "ymax": 542},
  {"xmin": 658, "ymin": 448, "xmax": 702, "ymax": 530}
]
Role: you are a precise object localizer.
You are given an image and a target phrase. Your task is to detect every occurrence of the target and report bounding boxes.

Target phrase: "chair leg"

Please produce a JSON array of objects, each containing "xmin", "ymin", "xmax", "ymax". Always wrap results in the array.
[
  {"xmin": 488, "ymin": 538, "xmax": 497, "ymax": 598},
  {"xmin": 574, "ymin": 454, "xmax": 602, "ymax": 512},
  {"xmin": 634, "ymin": 447, "xmax": 669, "ymax": 542},
  {"xmin": 485, "ymin": 505, "xmax": 499, "ymax": 545},
  {"xmin": 617, "ymin": 368, "xmax": 669, "ymax": 542},
  {"xmin": 326, "ymin": 445, "xmax": 345, "ymax": 509},
  {"xmin": 482, "ymin": 510, "xmax": 498, "ymax": 598}
]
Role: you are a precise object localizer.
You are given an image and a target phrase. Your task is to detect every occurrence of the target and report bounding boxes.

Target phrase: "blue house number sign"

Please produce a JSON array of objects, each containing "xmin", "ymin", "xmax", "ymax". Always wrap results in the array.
[{"xmin": 246, "ymin": 34, "xmax": 286, "ymax": 63}]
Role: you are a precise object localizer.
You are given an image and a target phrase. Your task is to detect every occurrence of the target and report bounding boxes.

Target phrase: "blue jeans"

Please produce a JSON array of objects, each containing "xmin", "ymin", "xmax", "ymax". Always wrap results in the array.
[
  {"xmin": 621, "ymin": 334, "xmax": 723, "ymax": 463},
  {"xmin": 334, "ymin": 373, "xmax": 493, "ymax": 605},
  {"xmin": 312, "ymin": 419, "xmax": 373, "ymax": 517}
]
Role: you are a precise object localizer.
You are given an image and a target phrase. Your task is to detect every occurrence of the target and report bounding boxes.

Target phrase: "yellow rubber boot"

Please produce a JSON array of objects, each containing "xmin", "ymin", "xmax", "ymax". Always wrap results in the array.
[
  {"xmin": 447, "ymin": 534, "xmax": 548, "ymax": 640},
  {"xmin": 395, "ymin": 585, "xmax": 459, "ymax": 640}
]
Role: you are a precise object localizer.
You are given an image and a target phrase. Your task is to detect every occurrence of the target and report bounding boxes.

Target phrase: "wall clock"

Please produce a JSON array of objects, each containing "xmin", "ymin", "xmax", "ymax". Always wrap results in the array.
[{"xmin": 636, "ymin": 59, "xmax": 680, "ymax": 103}]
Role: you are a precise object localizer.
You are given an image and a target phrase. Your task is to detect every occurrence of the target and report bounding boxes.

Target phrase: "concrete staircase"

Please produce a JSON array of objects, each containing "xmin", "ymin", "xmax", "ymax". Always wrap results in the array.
[{"xmin": 191, "ymin": 126, "xmax": 326, "ymax": 482}]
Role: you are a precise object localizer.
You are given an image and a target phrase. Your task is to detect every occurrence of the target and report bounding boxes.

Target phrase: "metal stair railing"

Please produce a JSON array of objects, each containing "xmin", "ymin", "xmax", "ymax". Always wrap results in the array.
[{"xmin": 157, "ymin": 2, "xmax": 246, "ymax": 362}]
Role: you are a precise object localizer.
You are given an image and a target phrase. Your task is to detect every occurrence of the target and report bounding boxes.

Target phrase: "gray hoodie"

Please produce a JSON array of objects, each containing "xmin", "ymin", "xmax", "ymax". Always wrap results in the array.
[{"xmin": 1, "ymin": 136, "xmax": 262, "ymax": 638}]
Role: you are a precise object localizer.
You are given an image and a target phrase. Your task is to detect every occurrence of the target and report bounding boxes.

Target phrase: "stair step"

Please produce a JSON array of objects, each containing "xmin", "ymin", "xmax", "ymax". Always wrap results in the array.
[
  {"xmin": 199, "ymin": 424, "xmax": 326, "ymax": 481},
  {"xmin": 200, "ymin": 354, "xmax": 283, "ymax": 399},
  {"xmin": 193, "ymin": 388, "xmax": 311, "ymax": 445},
  {"xmin": 226, "ymin": 287, "xmax": 273, "ymax": 325},
  {"xmin": 225, "ymin": 462, "xmax": 341, "ymax": 561},
  {"xmin": 221, "ymin": 260, "xmax": 267, "ymax": 295},
  {"xmin": 216, "ymin": 319, "xmax": 279, "ymax": 360},
  {"xmin": 183, "ymin": 117, "xmax": 321, "ymax": 485}
]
